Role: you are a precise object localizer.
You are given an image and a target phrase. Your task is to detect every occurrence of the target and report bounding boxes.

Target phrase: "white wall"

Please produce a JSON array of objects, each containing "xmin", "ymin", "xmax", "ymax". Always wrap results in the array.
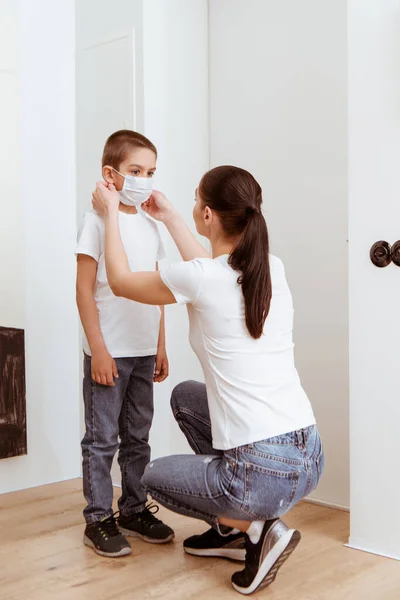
[
  {"xmin": 0, "ymin": 0, "xmax": 24, "ymax": 329},
  {"xmin": 209, "ymin": 0, "xmax": 349, "ymax": 508},
  {"xmin": 0, "ymin": 0, "xmax": 81, "ymax": 494},
  {"xmin": 142, "ymin": 0, "xmax": 209, "ymax": 455},
  {"xmin": 348, "ymin": 0, "xmax": 400, "ymax": 560}
]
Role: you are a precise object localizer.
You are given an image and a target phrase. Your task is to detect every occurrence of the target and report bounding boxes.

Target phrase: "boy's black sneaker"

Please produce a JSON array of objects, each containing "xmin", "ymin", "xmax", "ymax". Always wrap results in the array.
[
  {"xmin": 83, "ymin": 514, "xmax": 131, "ymax": 558},
  {"xmin": 118, "ymin": 503, "xmax": 175, "ymax": 544},
  {"xmin": 231, "ymin": 520, "xmax": 301, "ymax": 595},
  {"xmin": 184, "ymin": 527, "xmax": 246, "ymax": 561}
]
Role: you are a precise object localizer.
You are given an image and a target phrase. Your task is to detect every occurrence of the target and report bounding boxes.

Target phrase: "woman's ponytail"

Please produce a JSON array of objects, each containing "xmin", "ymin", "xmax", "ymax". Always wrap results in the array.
[
  {"xmin": 199, "ymin": 166, "xmax": 272, "ymax": 339},
  {"xmin": 229, "ymin": 210, "xmax": 272, "ymax": 339}
]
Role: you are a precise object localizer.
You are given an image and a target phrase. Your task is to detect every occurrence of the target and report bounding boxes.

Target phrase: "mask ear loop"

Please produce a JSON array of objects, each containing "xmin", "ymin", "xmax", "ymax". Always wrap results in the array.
[
  {"xmin": 103, "ymin": 167, "xmax": 126, "ymax": 189},
  {"xmin": 111, "ymin": 167, "xmax": 126, "ymax": 178},
  {"xmin": 102, "ymin": 167, "xmax": 126, "ymax": 186}
]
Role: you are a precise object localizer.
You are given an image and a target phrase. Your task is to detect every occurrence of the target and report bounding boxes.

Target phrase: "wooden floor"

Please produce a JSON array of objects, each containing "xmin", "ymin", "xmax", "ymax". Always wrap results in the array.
[{"xmin": 1, "ymin": 480, "xmax": 399, "ymax": 600}]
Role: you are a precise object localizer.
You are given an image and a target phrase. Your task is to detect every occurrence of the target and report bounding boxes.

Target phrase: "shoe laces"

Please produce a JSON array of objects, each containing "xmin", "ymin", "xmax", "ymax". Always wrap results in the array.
[
  {"xmin": 139, "ymin": 503, "xmax": 162, "ymax": 527},
  {"xmin": 98, "ymin": 514, "xmax": 121, "ymax": 540}
]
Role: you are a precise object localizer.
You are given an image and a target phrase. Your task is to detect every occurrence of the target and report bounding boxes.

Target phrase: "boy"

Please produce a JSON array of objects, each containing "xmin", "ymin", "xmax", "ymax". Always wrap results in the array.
[{"xmin": 76, "ymin": 130, "xmax": 174, "ymax": 557}]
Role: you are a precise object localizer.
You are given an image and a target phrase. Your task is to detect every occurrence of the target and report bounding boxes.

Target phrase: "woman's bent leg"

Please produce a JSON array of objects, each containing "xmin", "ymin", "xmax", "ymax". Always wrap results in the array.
[
  {"xmin": 143, "ymin": 453, "xmax": 233, "ymax": 530},
  {"xmin": 171, "ymin": 381, "xmax": 219, "ymax": 456}
]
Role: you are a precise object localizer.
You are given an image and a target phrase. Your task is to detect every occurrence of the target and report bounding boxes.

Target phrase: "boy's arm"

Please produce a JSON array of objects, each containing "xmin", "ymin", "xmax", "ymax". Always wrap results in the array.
[
  {"xmin": 154, "ymin": 263, "xmax": 169, "ymax": 383},
  {"xmin": 76, "ymin": 254, "xmax": 119, "ymax": 386}
]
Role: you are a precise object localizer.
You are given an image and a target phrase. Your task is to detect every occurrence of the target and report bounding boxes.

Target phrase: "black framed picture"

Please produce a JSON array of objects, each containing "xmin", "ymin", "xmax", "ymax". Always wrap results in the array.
[{"xmin": 0, "ymin": 327, "xmax": 27, "ymax": 459}]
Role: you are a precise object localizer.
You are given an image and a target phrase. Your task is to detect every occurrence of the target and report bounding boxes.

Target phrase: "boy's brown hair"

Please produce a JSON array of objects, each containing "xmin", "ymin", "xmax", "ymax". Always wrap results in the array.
[{"xmin": 102, "ymin": 130, "xmax": 157, "ymax": 169}]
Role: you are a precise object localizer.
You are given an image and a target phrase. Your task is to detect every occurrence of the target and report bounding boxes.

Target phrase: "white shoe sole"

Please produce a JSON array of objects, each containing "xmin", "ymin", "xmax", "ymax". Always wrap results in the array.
[
  {"xmin": 83, "ymin": 535, "xmax": 132, "ymax": 558},
  {"xmin": 119, "ymin": 527, "xmax": 175, "ymax": 545},
  {"xmin": 232, "ymin": 529, "xmax": 301, "ymax": 595},
  {"xmin": 184, "ymin": 546, "xmax": 246, "ymax": 562}
]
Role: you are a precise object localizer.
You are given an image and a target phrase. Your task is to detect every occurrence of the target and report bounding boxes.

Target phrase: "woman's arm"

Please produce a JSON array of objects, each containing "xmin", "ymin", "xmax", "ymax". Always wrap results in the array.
[
  {"xmin": 142, "ymin": 191, "xmax": 210, "ymax": 261},
  {"xmin": 91, "ymin": 183, "xmax": 175, "ymax": 305},
  {"xmin": 103, "ymin": 207, "xmax": 176, "ymax": 305}
]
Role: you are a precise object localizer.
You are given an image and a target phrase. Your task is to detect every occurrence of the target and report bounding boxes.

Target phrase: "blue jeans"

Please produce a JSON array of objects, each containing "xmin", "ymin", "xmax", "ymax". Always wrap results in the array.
[
  {"xmin": 142, "ymin": 381, "xmax": 324, "ymax": 530},
  {"xmin": 81, "ymin": 354, "xmax": 155, "ymax": 524}
]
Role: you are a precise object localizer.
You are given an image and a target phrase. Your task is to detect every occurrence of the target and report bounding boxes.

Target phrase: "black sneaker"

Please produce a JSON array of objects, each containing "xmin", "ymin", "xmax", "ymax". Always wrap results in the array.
[
  {"xmin": 83, "ymin": 514, "xmax": 131, "ymax": 558},
  {"xmin": 118, "ymin": 503, "xmax": 175, "ymax": 544},
  {"xmin": 184, "ymin": 527, "xmax": 246, "ymax": 561},
  {"xmin": 231, "ymin": 520, "xmax": 301, "ymax": 595}
]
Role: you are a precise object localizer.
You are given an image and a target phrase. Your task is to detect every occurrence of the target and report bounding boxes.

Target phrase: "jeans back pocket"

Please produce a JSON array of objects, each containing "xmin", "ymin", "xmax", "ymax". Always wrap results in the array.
[{"xmin": 242, "ymin": 462, "xmax": 300, "ymax": 520}]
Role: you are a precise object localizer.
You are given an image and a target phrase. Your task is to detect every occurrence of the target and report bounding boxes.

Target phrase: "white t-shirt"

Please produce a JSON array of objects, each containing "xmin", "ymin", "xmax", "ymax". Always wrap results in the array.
[
  {"xmin": 160, "ymin": 255, "xmax": 316, "ymax": 450},
  {"xmin": 76, "ymin": 209, "xmax": 165, "ymax": 358}
]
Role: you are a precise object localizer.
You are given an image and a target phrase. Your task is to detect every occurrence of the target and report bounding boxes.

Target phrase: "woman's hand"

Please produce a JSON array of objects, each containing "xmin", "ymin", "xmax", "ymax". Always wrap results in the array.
[
  {"xmin": 142, "ymin": 190, "xmax": 176, "ymax": 223},
  {"xmin": 92, "ymin": 181, "xmax": 120, "ymax": 217}
]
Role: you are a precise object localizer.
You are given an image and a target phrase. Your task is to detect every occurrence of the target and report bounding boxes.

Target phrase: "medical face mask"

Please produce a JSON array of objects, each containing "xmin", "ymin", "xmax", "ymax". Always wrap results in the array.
[{"xmin": 112, "ymin": 168, "xmax": 153, "ymax": 207}]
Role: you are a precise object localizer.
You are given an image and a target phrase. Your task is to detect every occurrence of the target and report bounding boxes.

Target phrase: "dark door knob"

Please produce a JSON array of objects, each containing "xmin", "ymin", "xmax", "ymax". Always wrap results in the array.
[
  {"xmin": 370, "ymin": 241, "xmax": 392, "ymax": 268},
  {"xmin": 391, "ymin": 240, "xmax": 400, "ymax": 267}
]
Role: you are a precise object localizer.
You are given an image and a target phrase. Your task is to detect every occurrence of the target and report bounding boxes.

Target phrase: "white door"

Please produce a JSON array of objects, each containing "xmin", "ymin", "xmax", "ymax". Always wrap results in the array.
[
  {"xmin": 76, "ymin": 31, "xmax": 136, "ymax": 220},
  {"xmin": 348, "ymin": 0, "xmax": 400, "ymax": 560}
]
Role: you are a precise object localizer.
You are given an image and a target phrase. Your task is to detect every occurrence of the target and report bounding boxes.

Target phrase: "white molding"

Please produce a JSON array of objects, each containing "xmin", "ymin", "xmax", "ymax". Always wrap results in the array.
[
  {"xmin": 346, "ymin": 539, "xmax": 400, "ymax": 562},
  {"xmin": 303, "ymin": 496, "xmax": 350, "ymax": 512},
  {"xmin": 79, "ymin": 30, "xmax": 132, "ymax": 52},
  {"xmin": 78, "ymin": 28, "xmax": 136, "ymax": 130}
]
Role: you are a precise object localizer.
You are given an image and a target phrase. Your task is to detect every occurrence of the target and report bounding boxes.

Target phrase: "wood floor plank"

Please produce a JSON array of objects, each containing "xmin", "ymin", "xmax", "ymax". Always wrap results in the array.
[{"xmin": 0, "ymin": 480, "xmax": 399, "ymax": 600}]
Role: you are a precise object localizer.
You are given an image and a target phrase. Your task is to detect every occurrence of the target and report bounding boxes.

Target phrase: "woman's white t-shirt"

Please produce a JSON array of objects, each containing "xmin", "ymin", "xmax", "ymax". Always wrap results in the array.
[{"xmin": 160, "ymin": 255, "xmax": 316, "ymax": 450}]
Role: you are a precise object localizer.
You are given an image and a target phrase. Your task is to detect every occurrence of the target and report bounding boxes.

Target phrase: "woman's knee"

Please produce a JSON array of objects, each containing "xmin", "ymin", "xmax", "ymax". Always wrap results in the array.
[
  {"xmin": 170, "ymin": 380, "xmax": 204, "ymax": 416},
  {"xmin": 170, "ymin": 380, "xmax": 194, "ymax": 414},
  {"xmin": 142, "ymin": 457, "xmax": 169, "ymax": 490}
]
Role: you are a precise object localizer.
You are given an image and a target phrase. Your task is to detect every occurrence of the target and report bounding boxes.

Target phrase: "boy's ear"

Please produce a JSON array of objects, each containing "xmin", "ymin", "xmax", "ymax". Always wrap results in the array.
[{"xmin": 102, "ymin": 165, "xmax": 115, "ymax": 184}]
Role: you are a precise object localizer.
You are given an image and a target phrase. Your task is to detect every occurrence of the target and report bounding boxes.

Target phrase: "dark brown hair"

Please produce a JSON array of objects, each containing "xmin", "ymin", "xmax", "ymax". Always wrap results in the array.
[
  {"xmin": 199, "ymin": 166, "xmax": 272, "ymax": 339},
  {"xmin": 102, "ymin": 130, "xmax": 157, "ymax": 169}
]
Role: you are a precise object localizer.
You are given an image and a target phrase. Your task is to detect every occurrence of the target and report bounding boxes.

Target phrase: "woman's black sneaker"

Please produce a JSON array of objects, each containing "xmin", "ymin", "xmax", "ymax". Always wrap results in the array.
[
  {"xmin": 118, "ymin": 503, "xmax": 175, "ymax": 544},
  {"xmin": 184, "ymin": 527, "xmax": 246, "ymax": 561},
  {"xmin": 231, "ymin": 520, "xmax": 301, "ymax": 595},
  {"xmin": 83, "ymin": 514, "xmax": 131, "ymax": 558}
]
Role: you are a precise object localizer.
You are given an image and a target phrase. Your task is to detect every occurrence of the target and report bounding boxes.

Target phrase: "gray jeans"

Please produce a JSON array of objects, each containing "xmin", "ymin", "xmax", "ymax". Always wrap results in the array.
[
  {"xmin": 81, "ymin": 354, "xmax": 155, "ymax": 524},
  {"xmin": 143, "ymin": 381, "xmax": 324, "ymax": 530}
]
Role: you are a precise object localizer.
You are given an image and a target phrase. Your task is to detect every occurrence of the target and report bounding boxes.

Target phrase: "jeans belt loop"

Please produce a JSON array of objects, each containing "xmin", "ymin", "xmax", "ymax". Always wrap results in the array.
[{"xmin": 296, "ymin": 430, "xmax": 304, "ymax": 449}]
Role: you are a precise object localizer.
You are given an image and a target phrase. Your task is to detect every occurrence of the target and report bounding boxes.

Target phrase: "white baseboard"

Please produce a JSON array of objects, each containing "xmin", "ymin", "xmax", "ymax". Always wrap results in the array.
[
  {"xmin": 346, "ymin": 538, "xmax": 400, "ymax": 561},
  {"xmin": 303, "ymin": 496, "xmax": 350, "ymax": 512}
]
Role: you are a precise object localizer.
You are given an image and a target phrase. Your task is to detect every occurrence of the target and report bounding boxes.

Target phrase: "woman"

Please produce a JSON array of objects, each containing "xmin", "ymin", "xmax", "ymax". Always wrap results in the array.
[{"xmin": 92, "ymin": 165, "xmax": 324, "ymax": 595}]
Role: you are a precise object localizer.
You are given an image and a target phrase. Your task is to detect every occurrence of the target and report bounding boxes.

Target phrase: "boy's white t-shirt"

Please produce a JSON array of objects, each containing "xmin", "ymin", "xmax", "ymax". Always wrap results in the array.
[
  {"xmin": 160, "ymin": 254, "xmax": 316, "ymax": 450},
  {"xmin": 76, "ymin": 209, "xmax": 165, "ymax": 358}
]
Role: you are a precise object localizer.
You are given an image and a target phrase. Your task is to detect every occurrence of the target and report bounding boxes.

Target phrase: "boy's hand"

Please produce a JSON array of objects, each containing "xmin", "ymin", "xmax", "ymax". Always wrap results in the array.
[
  {"xmin": 154, "ymin": 349, "xmax": 169, "ymax": 383},
  {"xmin": 92, "ymin": 181, "xmax": 120, "ymax": 217},
  {"xmin": 91, "ymin": 349, "xmax": 119, "ymax": 386}
]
